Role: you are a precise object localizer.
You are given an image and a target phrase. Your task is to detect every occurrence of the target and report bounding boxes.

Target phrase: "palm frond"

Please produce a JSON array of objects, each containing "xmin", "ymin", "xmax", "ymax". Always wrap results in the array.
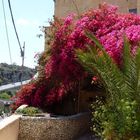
[
  {"xmin": 122, "ymin": 38, "xmax": 140, "ymax": 99},
  {"xmin": 77, "ymin": 33, "xmax": 125, "ymax": 103},
  {"xmin": 76, "ymin": 32, "xmax": 140, "ymax": 104},
  {"xmin": 77, "ymin": 31, "xmax": 140, "ymax": 139}
]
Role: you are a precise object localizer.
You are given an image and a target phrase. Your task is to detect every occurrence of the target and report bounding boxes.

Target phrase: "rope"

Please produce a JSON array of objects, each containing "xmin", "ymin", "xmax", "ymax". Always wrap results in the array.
[
  {"xmin": 7, "ymin": 0, "xmax": 23, "ymax": 56},
  {"xmin": 2, "ymin": 0, "xmax": 12, "ymax": 64}
]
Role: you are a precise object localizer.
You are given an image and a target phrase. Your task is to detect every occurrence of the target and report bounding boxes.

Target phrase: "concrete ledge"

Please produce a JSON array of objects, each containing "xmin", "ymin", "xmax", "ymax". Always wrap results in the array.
[
  {"xmin": 19, "ymin": 112, "xmax": 90, "ymax": 140},
  {"xmin": 0, "ymin": 114, "xmax": 21, "ymax": 140}
]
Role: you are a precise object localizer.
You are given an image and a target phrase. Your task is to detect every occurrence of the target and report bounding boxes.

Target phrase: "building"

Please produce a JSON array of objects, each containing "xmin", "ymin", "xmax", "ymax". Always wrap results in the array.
[
  {"xmin": 44, "ymin": 0, "xmax": 139, "ymax": 49},
  {"xmin": 54, "ymin": 0, "xmax": 139, "ymax": 18}
]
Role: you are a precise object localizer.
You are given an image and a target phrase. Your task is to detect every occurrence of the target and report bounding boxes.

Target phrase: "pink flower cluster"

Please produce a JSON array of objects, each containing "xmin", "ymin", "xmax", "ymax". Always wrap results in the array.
[
  {"xmin": 13, "ymin": 4, "xmax": 140, "ymax": 111},
  {"xmin": 69, "ymin": 4, "xmax": 140, "ymax": 65}
]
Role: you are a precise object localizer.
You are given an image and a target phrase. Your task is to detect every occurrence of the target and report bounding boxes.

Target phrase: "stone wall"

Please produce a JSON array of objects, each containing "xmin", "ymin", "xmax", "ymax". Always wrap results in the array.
[
  {"xmin": 54, "ymin": 0, "xmax": 138, "ymax": 18},
  {"xmin": 137, "ymin": 0, "xmax": 140, "ymax": 13},
  {"xmin": 18, "ymin": 113, "xmax": 90, "ymax": 140}
]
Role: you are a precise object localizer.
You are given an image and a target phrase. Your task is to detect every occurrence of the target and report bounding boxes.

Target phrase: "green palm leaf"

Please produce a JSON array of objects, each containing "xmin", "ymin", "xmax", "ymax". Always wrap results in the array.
[
  {"xmin": 78, "ymin": 33, "xmax": 140, "ymax": 108},
  {"xmin": 76, "ymin": 31, "xmax": 140, "ymax": 138},
  {"xmin": 77, "ymin": 32, "xmax": 126, "ymax": 102}
]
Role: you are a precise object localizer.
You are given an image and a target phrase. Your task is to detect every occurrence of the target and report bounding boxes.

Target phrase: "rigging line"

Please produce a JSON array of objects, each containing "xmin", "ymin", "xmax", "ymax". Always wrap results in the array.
[
  {"xmin": 8, "ymin": 0, "xmax": 25, "ymax": 85},
  {"xmin": 2, "ymin": 0, "xmax": 12, "ymax": 64},
  {"xmin": 7, "ymin": 0, "xmax": 23, "ymax": 55}
]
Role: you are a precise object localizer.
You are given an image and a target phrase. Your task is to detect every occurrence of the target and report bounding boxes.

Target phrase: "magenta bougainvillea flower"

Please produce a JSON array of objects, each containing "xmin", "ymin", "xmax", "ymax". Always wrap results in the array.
[{"xmin": 13, "ymin": 4, "xmax": 140, "ymax": 111}]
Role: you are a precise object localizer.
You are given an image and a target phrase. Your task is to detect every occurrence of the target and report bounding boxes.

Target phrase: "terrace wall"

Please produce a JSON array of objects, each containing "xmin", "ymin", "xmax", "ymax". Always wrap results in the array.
[{"xmin": 54, "ymin": 0, "xmax": 137, "ymax": 18}]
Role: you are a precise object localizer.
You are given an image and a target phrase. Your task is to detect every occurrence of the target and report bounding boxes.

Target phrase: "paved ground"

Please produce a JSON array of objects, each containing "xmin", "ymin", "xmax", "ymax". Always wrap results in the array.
[{"xmin": 77, "ymin": 133, "xmax": 101, "ymax": 140}]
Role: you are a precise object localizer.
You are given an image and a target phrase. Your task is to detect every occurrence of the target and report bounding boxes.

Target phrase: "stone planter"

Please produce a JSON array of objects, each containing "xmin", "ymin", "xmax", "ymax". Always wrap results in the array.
[{"xmin": 18, "ymin": 112, "xmax": 90, "ymax": 140}]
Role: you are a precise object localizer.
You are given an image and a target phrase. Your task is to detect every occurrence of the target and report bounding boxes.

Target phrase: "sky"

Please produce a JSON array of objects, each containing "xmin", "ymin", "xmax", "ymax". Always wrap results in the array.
[{"xmin": 0, "ymin": 0, "xmax": 54, "ymax": 68}]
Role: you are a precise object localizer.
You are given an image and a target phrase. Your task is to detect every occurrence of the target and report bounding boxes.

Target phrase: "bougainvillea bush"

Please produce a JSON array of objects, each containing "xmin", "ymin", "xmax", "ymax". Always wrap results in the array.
[{"xmin": 13, "ymin": 3, "xmax": 140, "ymax": 112}]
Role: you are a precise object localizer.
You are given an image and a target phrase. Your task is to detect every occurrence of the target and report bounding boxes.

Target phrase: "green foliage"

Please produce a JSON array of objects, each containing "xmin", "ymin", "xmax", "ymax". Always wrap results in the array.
[
  {"xmin": 0, "ymin": 63, "xmax": 36, "ymax": 85},
  {"xmin": 16, "ymin": 107, "xmax": 42, "ymax": 116},
  {"xmin": 0, "ymin": 106, "xmax": 4, "ymax": 116},
  {"xmin": 0, "ymin": 92, "xmax": 11, "ymax": 100},
  {"xmin": 76, "ymin": 32, "xmax": 140, "ymax": 139}
]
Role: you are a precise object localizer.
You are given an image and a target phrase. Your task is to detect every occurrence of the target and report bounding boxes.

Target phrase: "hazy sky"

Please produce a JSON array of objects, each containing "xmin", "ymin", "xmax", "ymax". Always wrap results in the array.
[{"xmin": 0, "ymin": 0, "xmax": 54, "ymax": 68}]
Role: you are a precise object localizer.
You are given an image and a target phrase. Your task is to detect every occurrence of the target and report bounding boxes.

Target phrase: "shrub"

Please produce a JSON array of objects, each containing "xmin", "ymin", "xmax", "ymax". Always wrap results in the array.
[
  {"xmin": 0, "ymin": 106, "xmax": 4, "ymax": 116},
  {"xmin": 13, "ymin": 3, "xmax": 140, "ymax": 113},
  {"xmin": 0, "ymin": 92, "xmax": 11, "ymax": 100},
  {"xmin": 76, "ymin": 33, "xmax": 140, "ymax": 139},
  {"xmin": 16, "ymin": 107, "xmax": 42, "ymax": 116}
]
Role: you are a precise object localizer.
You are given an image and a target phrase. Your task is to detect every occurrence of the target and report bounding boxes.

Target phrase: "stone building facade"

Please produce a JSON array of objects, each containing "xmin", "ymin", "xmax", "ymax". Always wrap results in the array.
[
  {"xmin": 44, "ymin": 0, "xmax": 139, "ymax": 49},
  {"xmin": 54, "ymin": 0, "xmax": 139, "ymax": 18}
]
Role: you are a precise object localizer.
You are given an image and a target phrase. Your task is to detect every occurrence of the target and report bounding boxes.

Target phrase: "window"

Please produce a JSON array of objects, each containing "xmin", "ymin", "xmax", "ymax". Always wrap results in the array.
[{"xmin": 129, "ymin": 8, "xmax": 137, "ymax": 14}]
